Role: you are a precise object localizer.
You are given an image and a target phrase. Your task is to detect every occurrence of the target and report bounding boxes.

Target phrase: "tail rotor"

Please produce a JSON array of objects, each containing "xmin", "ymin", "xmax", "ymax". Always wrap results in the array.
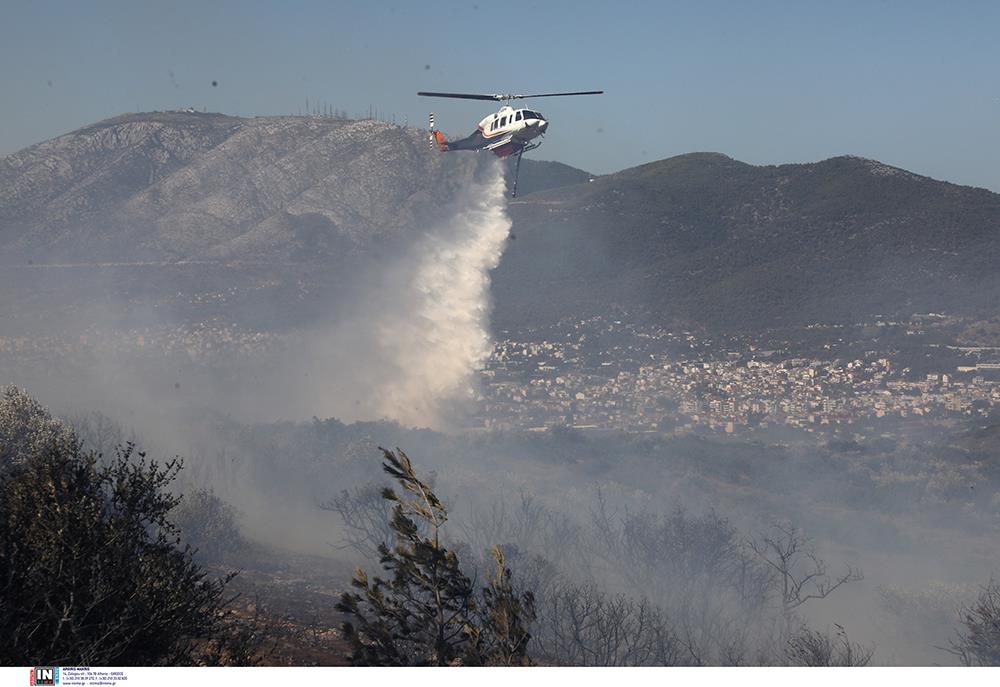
[{"xmin": 428, "ymin": 113, "xmax": 448, "ymax": 152}]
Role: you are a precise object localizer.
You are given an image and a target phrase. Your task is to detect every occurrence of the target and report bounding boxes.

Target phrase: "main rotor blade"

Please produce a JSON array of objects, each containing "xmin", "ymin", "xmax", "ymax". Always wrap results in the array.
[
  {"xmin": 417, "ymin": 91, "xmax": 504, "ymax": 101},
  {"xmin": 514, "ymin": 90, "xmax": 604, "ymax": 98},
  {"xmin": 417, "ymin": 90, "xmax": 605, "ymax": 101}
]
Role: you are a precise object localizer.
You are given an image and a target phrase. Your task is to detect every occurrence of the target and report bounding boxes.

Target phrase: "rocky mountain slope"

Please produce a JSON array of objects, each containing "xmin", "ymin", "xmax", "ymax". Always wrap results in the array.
[
  {"xmin": 0, "ymin": 111, "xmax": 594, "ymax": 332},
  {"xmin": 0, "ymin": 112, "xmax": 485, "ymax": 264}
]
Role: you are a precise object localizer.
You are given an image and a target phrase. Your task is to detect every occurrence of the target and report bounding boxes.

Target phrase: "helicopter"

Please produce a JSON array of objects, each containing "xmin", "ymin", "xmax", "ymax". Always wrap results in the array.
[{"xmin": 417, "ymin": 90, "xmax": 603, "ymax": 197}]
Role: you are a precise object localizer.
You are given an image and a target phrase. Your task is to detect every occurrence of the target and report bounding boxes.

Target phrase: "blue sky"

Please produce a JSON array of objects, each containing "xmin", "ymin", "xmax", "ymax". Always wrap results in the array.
[{"xmin": 2, "ymin": 0, "xmax": 998, "ymax": 189}]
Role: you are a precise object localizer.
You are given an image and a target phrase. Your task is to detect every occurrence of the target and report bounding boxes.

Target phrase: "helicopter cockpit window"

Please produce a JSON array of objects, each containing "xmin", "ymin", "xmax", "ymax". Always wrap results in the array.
[
  {"xmin": 523, "ymin": 110, "xmax": 540, "ymax": 120},
  {"xmin": 516, "ymin": 111, "xmax": 523, "ymax": 121}
]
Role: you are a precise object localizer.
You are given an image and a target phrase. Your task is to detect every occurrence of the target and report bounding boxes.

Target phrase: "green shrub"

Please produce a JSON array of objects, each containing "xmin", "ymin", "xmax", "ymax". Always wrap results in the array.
[{"xmin": 0, "ymin": 386, "xmax": 260, "ymax": 665}]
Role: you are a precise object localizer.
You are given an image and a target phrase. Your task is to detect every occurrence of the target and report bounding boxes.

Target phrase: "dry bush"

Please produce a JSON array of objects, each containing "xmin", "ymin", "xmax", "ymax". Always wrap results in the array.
[
  {"xmin": 785, "ymin": 624, "xmax": 874, "ymax": 666},
  {"xmin": 321, "ymin": 481, "xmax": 397, "ymax": 561},
  {"xmin": 531, "ymin": 581, "xmax": 682, "ymax": 666},
  {"xmin": 950, "ymin": 579, "xmax": 1000, "ymax": 666}
]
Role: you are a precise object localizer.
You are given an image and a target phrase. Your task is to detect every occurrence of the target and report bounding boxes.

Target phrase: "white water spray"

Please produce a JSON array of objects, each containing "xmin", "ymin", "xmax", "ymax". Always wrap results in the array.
[
  {"xmin": 370, "ymin": 163, "xmax": 511, "ymax": 427},
  {"xmin": 299, "ymin": 160, "xmax": 512, "ymax": 429}
]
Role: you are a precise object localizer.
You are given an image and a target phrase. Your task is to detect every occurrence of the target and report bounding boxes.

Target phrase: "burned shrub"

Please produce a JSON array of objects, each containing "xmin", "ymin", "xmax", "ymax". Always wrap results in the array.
[
  {"xmin": 785, "ymin": 624, "xmax": 874, "ymax": 667},
  {"xmin": 951, "ymin": 579, "xmax": 1000, "ymax": 666}
]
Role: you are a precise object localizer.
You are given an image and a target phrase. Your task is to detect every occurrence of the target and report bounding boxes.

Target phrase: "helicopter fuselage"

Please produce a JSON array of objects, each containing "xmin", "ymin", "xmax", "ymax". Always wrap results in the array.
[
  {"xmin": 476, "ymin": 105, "xmax": 548, "ymax": 157},
  {"xmin": 479, "ymin": 106, "xmax": 548, "ymax": 141},
  {"xmin": 440, "ymin": 105, "xmax": 548, "ymax": 158}
]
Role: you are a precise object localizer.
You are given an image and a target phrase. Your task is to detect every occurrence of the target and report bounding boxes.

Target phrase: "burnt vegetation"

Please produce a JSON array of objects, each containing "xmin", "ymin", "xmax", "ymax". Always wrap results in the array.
[
  {"xmin": 4, "ymin": 386, "xmax": 1000, "ymax": 666},
  {"xmin": 950, "ymin": 580, "xmax": 1000, "ymax": 666},
  {"xmin": 328, "ymin": 445, "xmax": 873, "ymax": 666}
]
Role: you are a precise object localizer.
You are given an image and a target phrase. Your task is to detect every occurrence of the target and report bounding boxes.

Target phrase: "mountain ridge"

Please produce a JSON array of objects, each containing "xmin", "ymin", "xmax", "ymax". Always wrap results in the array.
[
  {"xmin": 0, "ymin": 111, "xmax": 591, "ymax": 265},
  {"xmin": 495, "ymin": 150, "xmax": 1000, "ymax": 331},
  {"xmin": 3, "ymin": 111, "xmax": 999, "ymax": 334}
]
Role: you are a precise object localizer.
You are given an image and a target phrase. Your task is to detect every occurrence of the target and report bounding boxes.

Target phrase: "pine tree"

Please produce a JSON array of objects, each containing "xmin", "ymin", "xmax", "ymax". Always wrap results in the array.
[
  {"xmin": 472, "ymin": 546, "xmax": 536, "ymax": 666},
  {"xmin": 336, "ymin": 448, "xmax": 535, "ymax": 666}
]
